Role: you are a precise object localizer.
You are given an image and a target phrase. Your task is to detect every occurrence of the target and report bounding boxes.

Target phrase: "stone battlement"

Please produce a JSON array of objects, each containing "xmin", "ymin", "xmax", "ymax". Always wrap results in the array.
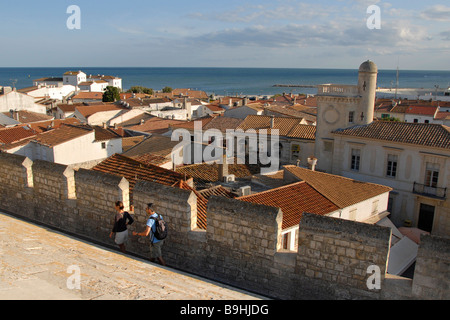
[{"xmin": 0, "ymin": 152, "xmax": 448, "ymax": 300}]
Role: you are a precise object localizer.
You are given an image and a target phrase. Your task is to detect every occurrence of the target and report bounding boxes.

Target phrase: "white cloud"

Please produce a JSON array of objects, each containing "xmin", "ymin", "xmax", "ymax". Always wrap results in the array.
[{"xmin": 420, "ymin": 5, "xmax": 450, "ymax": 22}]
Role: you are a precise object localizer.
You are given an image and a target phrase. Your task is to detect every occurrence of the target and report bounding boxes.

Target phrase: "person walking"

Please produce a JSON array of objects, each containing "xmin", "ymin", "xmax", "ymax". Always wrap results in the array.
[
  {"xmin": 110, "ymin": 201, "xmax": 134, "ymax": 254},
  {"xmin": 133, "ymin": 203, "xmax": 166, "ymax": 266}
]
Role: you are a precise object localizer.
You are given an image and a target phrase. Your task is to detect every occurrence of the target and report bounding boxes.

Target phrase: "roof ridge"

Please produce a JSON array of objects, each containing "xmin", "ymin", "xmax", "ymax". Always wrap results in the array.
[{"xmin": 237, "ymin": 181, "xmax": 307, "ymax": 199}]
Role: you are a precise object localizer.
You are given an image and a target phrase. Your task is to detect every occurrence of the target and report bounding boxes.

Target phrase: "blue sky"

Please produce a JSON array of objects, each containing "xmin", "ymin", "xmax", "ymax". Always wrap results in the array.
[{"xmin": 0, "ymin": 0, "xmax": 449, "ymax": 70}]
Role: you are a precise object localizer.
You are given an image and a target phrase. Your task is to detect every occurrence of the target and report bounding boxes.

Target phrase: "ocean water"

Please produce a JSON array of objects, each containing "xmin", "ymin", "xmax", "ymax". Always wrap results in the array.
[{"xmin": 1, "ymin": 67, "xmax": 449, "ymax": 96}]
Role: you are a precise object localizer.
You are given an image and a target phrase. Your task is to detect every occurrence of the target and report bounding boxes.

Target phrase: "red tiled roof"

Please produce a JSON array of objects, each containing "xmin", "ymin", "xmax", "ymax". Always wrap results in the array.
[
  {"xmin": 237, "ymin": 115, "xmax": 316, "ymax": 139},
  {"xmin": 75, "ymin": 104, "xmax": 125, "ymax": 118},
  {"xmin": 333, "ymin": 121, "xmax": 450, "ymax": 149},
  {"xmin": 72, "ymin": 92, "xmax": 104, "ymax": 100},
  {"xmin": 284, "ymin": 166, "xmax": 393, "ymax": 209},
  {"xmin": 0, "ymin": 125, "xmax": 37, "ymax": 144},
  {"xmin": 238, "ymin": 182, "xmax": 339, "ymax": 229},
  {"xmin": 91, "ymin": 154, "xmax": 190, "ymax": 195},
  {"xmin": 405, "ymin": 105, "xmax": 438, "ymax": 116},
  {"xmin": 31, "ymin": 125, "xmax": 92, "ymax": 147}
]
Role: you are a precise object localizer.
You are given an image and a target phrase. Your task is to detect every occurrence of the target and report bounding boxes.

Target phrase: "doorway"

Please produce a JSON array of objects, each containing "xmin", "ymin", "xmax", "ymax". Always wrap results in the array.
[{"xmin": 418, "ymin": 203, "xmax": 435, "ymax": 233}]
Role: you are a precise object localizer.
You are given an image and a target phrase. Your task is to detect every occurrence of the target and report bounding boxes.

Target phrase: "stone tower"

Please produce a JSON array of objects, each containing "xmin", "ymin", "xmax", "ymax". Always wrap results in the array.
[
  {"xmin": 357, "ymin": 60, "xmax": 378, "ymax": 125},
  {"xmin": 314, "ymin": 60, "xmax": 378, "ymax": 173}
]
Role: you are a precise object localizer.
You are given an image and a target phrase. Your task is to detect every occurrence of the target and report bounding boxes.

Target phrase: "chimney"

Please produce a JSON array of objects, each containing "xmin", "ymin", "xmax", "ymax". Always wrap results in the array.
[
  {"xmin": 218, "ymin": 154, "xmax": 229, "ymax": 182},
  {"xmin": 270, "ymin": 116, "xmax": 275, "ymax": 129},
  {"xmin": 307, "ymin": 156, "xmax": 318, "ymax": 171}
]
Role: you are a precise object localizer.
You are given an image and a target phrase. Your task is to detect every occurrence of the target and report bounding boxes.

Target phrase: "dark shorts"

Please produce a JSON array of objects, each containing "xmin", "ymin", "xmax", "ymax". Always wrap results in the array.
[{"xmin": 150, "ymin": 240, "xmax": 164, "ymax": 259}]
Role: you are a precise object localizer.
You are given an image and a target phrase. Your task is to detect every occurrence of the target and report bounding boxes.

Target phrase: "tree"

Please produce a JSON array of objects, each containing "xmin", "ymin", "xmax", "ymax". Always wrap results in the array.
[
  {"xmin": 103, "ymin": 86, "xmax": 121, "ymax": 102},
  {"xmin": 127, "ymin": 86, "xmax": 154, "ymax": 95},
  {"xmin": 162, "ymin": 86, "xmax": 173, "ymax": 93}
]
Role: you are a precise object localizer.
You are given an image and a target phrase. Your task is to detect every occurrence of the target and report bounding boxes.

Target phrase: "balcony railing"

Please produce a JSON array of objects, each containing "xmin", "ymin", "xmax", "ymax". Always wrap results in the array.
[
  {"xmin": 413, "ymin": 182, "xmax": 447, "ymax": 200},
  {"xmin": 317, "ymin": 84, "xmax": 359, "ymax": 97}
]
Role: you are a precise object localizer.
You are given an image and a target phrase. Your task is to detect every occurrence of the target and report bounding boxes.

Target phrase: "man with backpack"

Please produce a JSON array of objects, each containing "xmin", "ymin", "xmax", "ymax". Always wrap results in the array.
[{"xmin": 133, "ymin": 203, "xmax": 167, "ymax": 266}]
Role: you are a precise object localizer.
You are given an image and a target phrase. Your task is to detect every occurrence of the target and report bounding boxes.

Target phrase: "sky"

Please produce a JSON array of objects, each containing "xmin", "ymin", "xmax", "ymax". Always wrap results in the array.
[{"xmin": 0, "ymin": 0, "xmax": 449, "ymax": 70}]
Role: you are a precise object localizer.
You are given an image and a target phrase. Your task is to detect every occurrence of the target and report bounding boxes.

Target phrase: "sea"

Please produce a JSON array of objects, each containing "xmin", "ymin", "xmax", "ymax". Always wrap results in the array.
[{"xmin": 1, "ymin": 67, "xmax": 449, "ymax": 97}]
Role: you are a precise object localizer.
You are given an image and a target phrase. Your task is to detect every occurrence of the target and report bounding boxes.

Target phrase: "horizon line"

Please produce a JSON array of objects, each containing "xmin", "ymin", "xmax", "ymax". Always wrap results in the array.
[{"xmin": 1, "ymin": 66, "xmax": 449, "ymax": 72}]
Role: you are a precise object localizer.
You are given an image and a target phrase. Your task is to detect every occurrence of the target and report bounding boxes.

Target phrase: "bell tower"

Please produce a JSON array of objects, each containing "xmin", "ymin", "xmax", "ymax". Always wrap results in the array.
[
  {"xmin": 357, "ymin": 60, "xmax": 378, "ymax": 125},
  {"xmin": 314, "ymin": 60, "xmax": 378, "ymax": 173}
]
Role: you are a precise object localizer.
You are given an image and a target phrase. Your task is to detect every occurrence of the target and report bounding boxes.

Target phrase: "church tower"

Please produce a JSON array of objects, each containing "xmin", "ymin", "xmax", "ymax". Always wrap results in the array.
[
  {"xmin": 357, "ymin": 60, "xmax": 378, "ymax": 125},
  {"xmin": 314, "ymin": 60, "xmax": 378, "ymax": 173}
]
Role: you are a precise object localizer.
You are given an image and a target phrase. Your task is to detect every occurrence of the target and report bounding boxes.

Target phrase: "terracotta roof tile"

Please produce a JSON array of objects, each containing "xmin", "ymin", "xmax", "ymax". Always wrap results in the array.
[
  {"xmin": 286, "ymin": 123, "xmax": 316, "ymax": 139},
  {"xmin": 238, "ymin": 182, "xmax": 339, "ymax": 229},
  {"xmin": 202, "ymin": 116, "xmax": 243, "ymax": 133},
  {"xmin": 31, "ymin": 125, "xmax": 92, "ymax": 147},
  {"xmin": 237, "ymin": 115, "xmax": 315, "ymax": 139},
  {"xmin": 92, "ymin": 154, "xmax": 188, "ymax": 189},
  {"xmin": 333, "ymin": 121, "xmax": 450, "ymax": 149},
  {"xmin": 123, "ymin": 134, "xmax": 181, "ymax": 159},
  {"xmin": 2, "ymin": 110, "xmax": 53, "ymax": 123},
  {"xmin": 0, "ymin": 125, "xmax": 37, "ymax": 144},
  {"xmin": 283, "ymin": 166, "xmax": 393, "ymax": 209},
  {"xmin": 405, "ymin": 105, "xmax": 438, "ymax": 116},
  {"xmin": 72, "ymin": 92, "xmax": 104, "ymax": 100},
  {"xmin": 75, "ymin": 104, "xmax": 125, "ymax": 118}
]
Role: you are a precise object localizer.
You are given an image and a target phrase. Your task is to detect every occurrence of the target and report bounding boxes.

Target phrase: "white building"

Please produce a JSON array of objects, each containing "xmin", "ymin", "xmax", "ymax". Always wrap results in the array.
[
  {"xmin": 0, "ymin": 88, "xmax": 47, "ymax": 114},
  {"xmin": 78, "ymin": 80, "xmax": 108, "ymax": 93},
  {"xmin": 4, "ymin": 124, "xmax": 122, "ymax": 166},
  {"xmin": 63, "ymin": 71, "xmax": 87, "ymax": 87},
  {"xmin": 18, "ymin": 85, "xmax": 76, "ymax": 101},
  {"xmin": 87, "ymin": 75, "xmax": 122, "ymax": 91},
  {"xmin": 33, "ymin": 77, "xmax": 64, "ymax": 88},
  {"xmin": 313, "ymin": 61, "xmax": 450, "ymax": 237}
]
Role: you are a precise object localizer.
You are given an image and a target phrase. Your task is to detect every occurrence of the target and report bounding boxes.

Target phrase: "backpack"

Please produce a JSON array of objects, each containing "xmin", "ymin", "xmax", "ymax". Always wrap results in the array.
[{"xmin": 150, "ymin": 215, "xmax": 168, "ymax": 241}]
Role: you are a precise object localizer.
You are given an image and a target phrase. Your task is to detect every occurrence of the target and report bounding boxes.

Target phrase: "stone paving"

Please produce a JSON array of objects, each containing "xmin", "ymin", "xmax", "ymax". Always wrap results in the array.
[{"xmin": 0, "ymin": 212, "xmax": 266, "ymax": 300}]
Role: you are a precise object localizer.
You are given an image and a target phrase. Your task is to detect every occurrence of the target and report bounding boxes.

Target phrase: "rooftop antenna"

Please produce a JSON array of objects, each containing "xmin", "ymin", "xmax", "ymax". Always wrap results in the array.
[
  {"xmin": 10, "ymin": 79, "xmax": 17, "ymax": 90},
  {"xmin": 395, "ymin": 59, "xmax": 399, "ymax": 100}
]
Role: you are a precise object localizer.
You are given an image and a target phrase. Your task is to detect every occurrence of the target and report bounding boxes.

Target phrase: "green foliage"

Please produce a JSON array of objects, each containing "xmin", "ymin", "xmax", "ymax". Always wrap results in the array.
[
  {"xmin": 162, "ymin": 86, "xmax": 173, "ymax": 93},
  {"xmin": 103, "ymin": 86, "xmax": 121, "ymax": 102},
  {"xmin": 127, "ymin": 86, "xmax": 154, "ymax": 95}
]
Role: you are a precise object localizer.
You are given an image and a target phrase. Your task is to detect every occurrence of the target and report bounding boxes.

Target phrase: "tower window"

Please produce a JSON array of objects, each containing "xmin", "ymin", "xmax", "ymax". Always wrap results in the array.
[
  {"xmin": 349, "ymin": 111, "xmax": 355, "ymax": 124},
  {"xmin": 351, "ymin": 149, "xmax": 361, "ymax": 171},
  {"xmin": 425, "ymin": 163, "xmax": 439, "ymax": 188},
  {"xmin": 386, "ymin": 154, "xmax": 398, "ymax": 178}
]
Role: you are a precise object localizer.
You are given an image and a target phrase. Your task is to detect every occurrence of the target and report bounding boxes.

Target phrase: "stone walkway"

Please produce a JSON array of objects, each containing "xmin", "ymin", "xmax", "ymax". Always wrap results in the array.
[{"xmin": 0, "ymin": 212, "xmax": 266, "ymax": 300}]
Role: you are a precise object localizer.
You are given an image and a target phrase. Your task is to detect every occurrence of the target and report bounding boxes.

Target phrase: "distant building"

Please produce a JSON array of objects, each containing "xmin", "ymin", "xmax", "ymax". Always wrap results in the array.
[
  {"xmin": 33, "ymin": 77, "xmax": 64, "ymax": 88},
  {"xmin": 0, "ymin": 88, "xmax": 47, "ymax": 114},
  {"xmin": 314, "ymin": 60, "xmax": 450, "ymax": 237},
  {"xmin": 63, "ymin": 71, "xmax": 87, "ymax": 87},
  {"xmin": 78, "ymin": 80, "xmax": 108, "ymax": 93},
  {"xmin": 87, "ymin": 74, "xmax": 122, "ymax": 91},
  {"xmin": 2, "ymin": 124, "xmax": 122, "ymax": 166}
]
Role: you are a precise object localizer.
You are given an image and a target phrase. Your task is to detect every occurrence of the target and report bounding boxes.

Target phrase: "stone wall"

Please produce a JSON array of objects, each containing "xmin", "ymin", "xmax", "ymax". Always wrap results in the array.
[
  {"xmin": 0, "ymin": 152, "xmax": 448, "ymax": 300},
  {"xmin": 294, "ymin": 213, "xmax": 392, "ymax": 299},
  {"xmin": 412, "ymin": 234, "xmax": 450, "ymax": 299}
]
